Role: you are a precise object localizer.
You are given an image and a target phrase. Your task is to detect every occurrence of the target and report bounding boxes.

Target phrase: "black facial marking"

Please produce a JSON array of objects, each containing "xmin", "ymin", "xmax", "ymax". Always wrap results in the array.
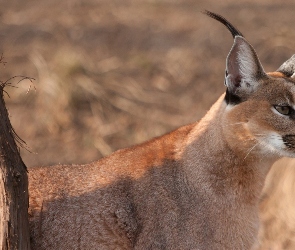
[
  {"xmin": 282, "ymin": 134, "xmax": 295, "ymax": 149},
  {"xmin": 224, "ymin": 88, "xmax": 242, "ymax": 105},
  {"xmin": 279, "ymin": 70, "xmax": 293, "ymax": 78}
]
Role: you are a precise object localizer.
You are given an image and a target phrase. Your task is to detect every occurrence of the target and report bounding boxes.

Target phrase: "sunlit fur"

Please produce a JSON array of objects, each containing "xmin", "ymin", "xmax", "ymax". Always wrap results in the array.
[{"xmin": 28, "ymin": 13, "xmax": 295, "ymax": 250}]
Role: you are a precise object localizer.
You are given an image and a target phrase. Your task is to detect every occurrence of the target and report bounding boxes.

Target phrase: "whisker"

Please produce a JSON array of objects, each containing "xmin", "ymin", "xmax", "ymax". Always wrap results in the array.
[{"xmin": 244, "ymin": 142, "xmax": 260, "ymax": 160}]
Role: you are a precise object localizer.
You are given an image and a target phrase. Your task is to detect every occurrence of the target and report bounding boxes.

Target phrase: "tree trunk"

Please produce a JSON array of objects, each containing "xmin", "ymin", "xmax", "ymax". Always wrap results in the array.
[{"xmin": 0, "ymin": 85, "xmax": 30, "ymax": 249}]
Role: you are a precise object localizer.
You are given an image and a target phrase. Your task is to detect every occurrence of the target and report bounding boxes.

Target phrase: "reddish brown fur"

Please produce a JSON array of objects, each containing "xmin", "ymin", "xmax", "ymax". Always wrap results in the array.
[
  {"xmin": 27, "ymin": 15, "xmax": 295, "ymax": 250},
  {"xmin": 267, "ymin": 71, "xmax": 286, "ymax": 78},
  {"xmin": 28, "ymin": 94, "xmax": 282, "ymax": 249}
]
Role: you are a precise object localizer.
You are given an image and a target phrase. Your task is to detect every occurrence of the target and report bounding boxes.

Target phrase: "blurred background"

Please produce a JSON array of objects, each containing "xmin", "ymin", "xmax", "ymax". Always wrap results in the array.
[{"xmin": 0, "ymin": 0, "xmax": 294, "ymax": 248}]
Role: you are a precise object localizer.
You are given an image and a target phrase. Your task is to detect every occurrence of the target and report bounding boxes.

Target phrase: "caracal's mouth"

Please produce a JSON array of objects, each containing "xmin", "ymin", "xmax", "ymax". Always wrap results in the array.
[{"xmin": 260, "ymin": 132, "xmax": 295, "ymax": 158}]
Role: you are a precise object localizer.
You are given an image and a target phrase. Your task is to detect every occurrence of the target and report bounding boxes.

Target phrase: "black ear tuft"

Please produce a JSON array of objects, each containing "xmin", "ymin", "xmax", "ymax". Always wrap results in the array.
[
  {"xmin": 202, "ymin": 10, "xmax": 244, "ymax": 38},
  {"xmin": 203, "ymin": 11, "xmax": 267, "ymax": 105}
]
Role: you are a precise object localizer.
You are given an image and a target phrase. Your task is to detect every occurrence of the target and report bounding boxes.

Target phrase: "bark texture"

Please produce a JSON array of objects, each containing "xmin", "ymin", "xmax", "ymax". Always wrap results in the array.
[{"xmin": 0, "ymin": 85, "xmax": 30, "ymax": 249}]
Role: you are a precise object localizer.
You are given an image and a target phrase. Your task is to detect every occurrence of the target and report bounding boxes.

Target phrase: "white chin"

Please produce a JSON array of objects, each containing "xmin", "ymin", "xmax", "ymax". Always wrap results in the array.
[
  {"xmin": 260, "ymin": 133, "xmax": 295, "ymax": 158},
  {"xmin": 264, "ymin": 144, "xmax": 295, "ymax": 158},
  {"xmin": 280, "ymin": 150, "xmax": 295, "ymax": 158}
]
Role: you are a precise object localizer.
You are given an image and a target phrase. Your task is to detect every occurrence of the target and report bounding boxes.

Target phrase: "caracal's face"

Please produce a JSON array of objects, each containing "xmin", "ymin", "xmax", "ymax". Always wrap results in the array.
[
  {"xmin": 204, "ymin": 11, "xmax": 295, "ymax": 160},
  {"xmin": 223, "ymin": 74, "xmax": 295, "ymax": 159}
]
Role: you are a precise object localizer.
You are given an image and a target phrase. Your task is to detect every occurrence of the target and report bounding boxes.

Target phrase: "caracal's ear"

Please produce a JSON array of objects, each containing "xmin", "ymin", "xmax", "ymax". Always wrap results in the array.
[
  {"xmin": 203, "ymin": 10, "xmax": 267, "ymax": 104},
  {"xmin": 277, "ymin": 54, "xmax": 295, "ymax": 78},
  {"xmin": 225, "ymin": 36, "xmax": 266, "ymax": 98}
]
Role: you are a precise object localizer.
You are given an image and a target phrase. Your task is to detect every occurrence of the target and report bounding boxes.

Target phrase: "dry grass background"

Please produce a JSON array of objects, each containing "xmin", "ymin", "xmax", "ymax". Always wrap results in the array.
[{"xmin": 0, "ymin": 0, "xmax": 295, "ymax": 248}]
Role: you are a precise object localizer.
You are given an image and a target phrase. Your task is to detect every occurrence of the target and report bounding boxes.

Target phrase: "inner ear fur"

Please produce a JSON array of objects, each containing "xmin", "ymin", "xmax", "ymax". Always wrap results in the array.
[
  {"xmin": 277, "ymin": 54, "xmax": 295, "ymax": 78},
  {"xmin": 225, "ymin": 36, "xmax": 266, "ymax": 101}
]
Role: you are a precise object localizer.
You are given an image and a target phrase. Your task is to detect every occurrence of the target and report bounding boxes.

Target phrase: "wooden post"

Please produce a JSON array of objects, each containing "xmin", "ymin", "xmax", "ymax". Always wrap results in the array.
[{"xmin": 0, "ymin": 83, "xmax": 30, "ymax": 249}]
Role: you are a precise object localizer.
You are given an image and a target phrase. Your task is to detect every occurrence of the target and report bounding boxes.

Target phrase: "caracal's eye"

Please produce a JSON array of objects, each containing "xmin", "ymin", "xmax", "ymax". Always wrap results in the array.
[{"xmin": 274, "ymin": 105, "xmax": 292, "ymax": 115}]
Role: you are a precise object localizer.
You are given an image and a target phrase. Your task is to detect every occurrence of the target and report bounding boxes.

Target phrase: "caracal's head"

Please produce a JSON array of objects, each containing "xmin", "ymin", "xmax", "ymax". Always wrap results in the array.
[{"xmin": 205, "ymin": 11, "xmax": 295, "ymax": 159}]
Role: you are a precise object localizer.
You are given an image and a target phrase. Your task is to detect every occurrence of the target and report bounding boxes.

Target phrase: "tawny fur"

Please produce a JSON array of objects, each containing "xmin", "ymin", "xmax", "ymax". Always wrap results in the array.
[{"xmin": 28, "ymin": 12, "xmax": 295, "ymax": 250}]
